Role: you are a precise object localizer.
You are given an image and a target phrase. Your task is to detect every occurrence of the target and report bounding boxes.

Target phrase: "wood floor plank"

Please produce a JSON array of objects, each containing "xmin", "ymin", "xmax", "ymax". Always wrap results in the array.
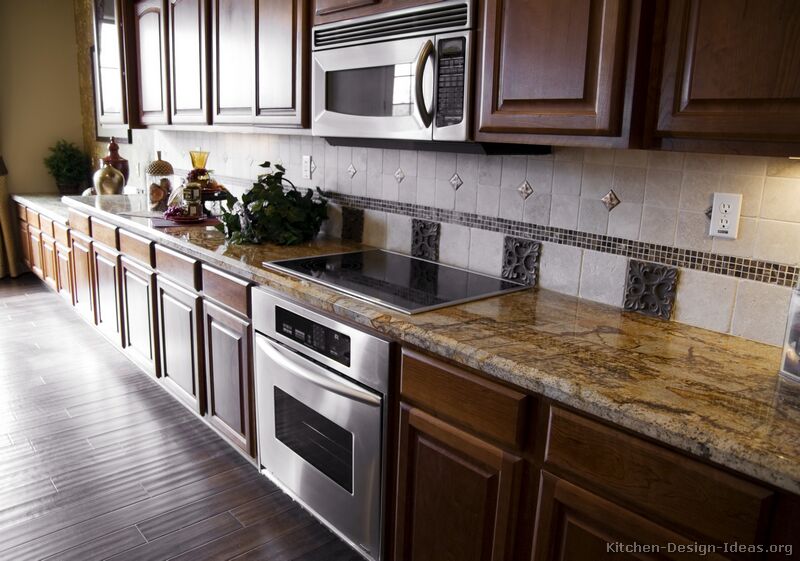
[{"xmin": 40, "ymin": 524, "xmax": 147, "ymax": 561}]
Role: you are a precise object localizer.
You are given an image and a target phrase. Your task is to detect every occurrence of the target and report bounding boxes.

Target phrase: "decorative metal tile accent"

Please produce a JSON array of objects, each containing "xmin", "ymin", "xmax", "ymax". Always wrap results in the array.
[
  {"xmin": 341, "ymin": 206, "xmax": 364, "ymax": 242},
  {"xmin": 411, "ymin": 219, "xmax": 440, "ymax": 261},
  {"xmin": 310, "ymin": 159, "xmax": 317, "ymax": 175},
  {"xmin": 502, "ymin": 237, "xmax": 541, "ymax": 286},
  {"xmin": 347, "ymin": 163, "xmax": 357, "ymax": 178},
  {"xmin": 705, "ymin": 206, "xmax": 713, "ymax": 220},
  {"xmin": 322, "ymin": 191, "xmax": 800, "ymax": 288},
  {"xmin": 449, "ymin": 173, "xmax": 463, "ymax": 191},
  {"xmin": 518, "ymin": 180, "xmax": 533, "ymax": 200},
  {"xmin": 394, "ymin": 168, "xmax": 405, "ymax": 183},
  {"xmin": 602, "ymin": 189, "xmax": 621, "ymax": 211},
  {"xmin": 623, "ymin": 260, "xmax": 679, "ymax": 320}
]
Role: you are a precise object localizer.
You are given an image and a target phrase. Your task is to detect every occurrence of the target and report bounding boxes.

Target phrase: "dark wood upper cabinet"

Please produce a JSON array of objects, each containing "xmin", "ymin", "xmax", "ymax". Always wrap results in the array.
[
  {"xmin": 134, "ymin": 0, "xmax": 170, "ymax": 125},
  {"xmin": 169, "ymin": 0, "xmax": 210, "ymax": 123},
  {"xmin": 476, "ymin": 0, "xmax": 650, "ymax": 147},
  {"xmin": 211, "ymin": 0, "xmax": 308, "ymax": 126},
  {"xmin": 212, "ymin": 0, "xmax": 256, "ymax": 123},
  {"xmin": 648, "ymin": 0, "xmax": 800, "ymax": 154},
  {"xmin": 312, "ymin": 0, "xmax": 440, "ymax": 25},
  {"xmin": 255, "ymin": 0, "xmax": 308, "ymax": 126},
  {"xmin": 92, "ymin": 0, "xmax": 133, "ymax": 139}
]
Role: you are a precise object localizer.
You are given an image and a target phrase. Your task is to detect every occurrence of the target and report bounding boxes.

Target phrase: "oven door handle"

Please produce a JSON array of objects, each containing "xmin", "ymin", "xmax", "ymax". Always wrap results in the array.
[
  {"xmin": 415, "ymin": 39, "xmax": 434, "ymax": 128},
  {"xmin": 257, "ymin": 336, "xmax": 381, "ymax": 407}
]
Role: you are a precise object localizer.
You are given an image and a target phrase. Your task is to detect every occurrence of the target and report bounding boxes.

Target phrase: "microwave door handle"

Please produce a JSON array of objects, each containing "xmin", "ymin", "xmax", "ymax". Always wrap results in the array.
[
  {"xmin": 257, "ymin": 336, "xmax": 381, "ymax": 407},
  {"xmin": 415, "ymin": 40, "xmax": 434, "ymax": 128}
]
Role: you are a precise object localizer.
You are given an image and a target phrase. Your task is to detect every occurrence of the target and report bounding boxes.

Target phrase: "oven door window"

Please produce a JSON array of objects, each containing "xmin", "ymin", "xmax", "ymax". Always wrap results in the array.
[
  {"xmin": 274, "ymin": 387, "xmax": 354, "ymax": 493},
  {"xmin": 326, "ymin": 63, "xmax": 414, "ymax": 117}
]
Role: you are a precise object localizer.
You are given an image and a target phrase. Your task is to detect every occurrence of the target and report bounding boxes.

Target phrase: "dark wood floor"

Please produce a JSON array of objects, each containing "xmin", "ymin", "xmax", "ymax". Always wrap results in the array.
[{"xmin": 0, "ymin": 274, "xmax": 361, "ymax": 561}]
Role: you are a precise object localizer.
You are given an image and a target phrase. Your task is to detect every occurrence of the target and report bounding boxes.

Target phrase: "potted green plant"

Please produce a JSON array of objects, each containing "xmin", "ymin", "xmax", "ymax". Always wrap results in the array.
[
  {"xmin": 43, "ymin": 140, "xmax": 92, "ymax": 194},
  {"xmin": 217, "ymin": 162, "xmax": 328, "ymax": 245}
]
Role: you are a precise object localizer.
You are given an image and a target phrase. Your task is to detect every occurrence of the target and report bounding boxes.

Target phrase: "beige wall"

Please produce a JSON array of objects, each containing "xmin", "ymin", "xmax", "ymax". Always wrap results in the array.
[{"xmin": 0, "ymin": 0, "xmax": 85, "ymax": 194}]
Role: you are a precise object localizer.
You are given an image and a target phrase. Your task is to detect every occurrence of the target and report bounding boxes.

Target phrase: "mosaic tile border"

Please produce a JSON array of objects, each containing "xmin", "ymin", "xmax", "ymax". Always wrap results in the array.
[{"xmin": 324, "ymin": 192, "xmax": 800, "ymax": 288}]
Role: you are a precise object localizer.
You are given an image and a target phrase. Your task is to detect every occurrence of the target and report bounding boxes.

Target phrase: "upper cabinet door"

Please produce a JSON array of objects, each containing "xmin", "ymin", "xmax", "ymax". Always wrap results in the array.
[
  {"xmin": 254, "ymin": 0, "xmax": 308, "ymax": 127},
  {"xmin": 134, "ymin": 0, "xmax": 170, "ymax": 125},
  {"xmin": 170, "ymin": 0, "xmax": 210, "ymax": 124},
  {"xmin": 477, "ymin": 0, "xmax": 645, "ymax": 145},
  {"xmin": 212, "ymin": 0, "xmax": 256, "ymax": 123},
  {"xmin": 652, "ymin": 0, "xmax": 800, "ymax": 149}
]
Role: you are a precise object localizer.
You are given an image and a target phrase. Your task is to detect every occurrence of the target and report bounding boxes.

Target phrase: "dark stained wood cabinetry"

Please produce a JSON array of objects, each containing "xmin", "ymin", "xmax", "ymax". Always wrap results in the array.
[
  {"xmin": 40, "ymin": 232, "xmax": 58, "ymax": 290},
  {"xmin": 312, "ymin": 0, "xmax": 440, "ymax": 24},
  {"xmin": 92, "ymin": 242, "xmax": 124, "ymax": 347},
  {"xmin": 70, "ymin": 231, "xmax": 95, "ymax": 324},
  {"xmin": 157, "ymin": 275, "xmax": 205, "ymax": 414},
  {"xmin": 27, "ymin": 225, "xmax": 44, "ymax": 279},
  {"xmin": 212, "ymin": 0, "xmax": 308, "ymax": 126},
  {"xmin": 134, "ymin": 0, "xmax": 170, "ymax": 125},
  {"xmin": 121, "ymin": 256, "xmax": 159, "ymax": 377},
  {"xmin": 477, "ymin": 0, "xmax": 649, "ymax": 147},
  {"xmin": 169, "ymin": 0, "xmax": 209, "ymax": 123},
  {"xmin": 648, "ymin": 0, "xmax": 800, "ymax": 153}
]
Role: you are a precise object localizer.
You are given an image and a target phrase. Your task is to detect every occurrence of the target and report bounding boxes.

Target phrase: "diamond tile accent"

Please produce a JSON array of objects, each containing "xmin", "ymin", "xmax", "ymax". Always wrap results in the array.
[
  {"xmin": 310, "ymin": 159, "xmax": 317, "ymax": 175},
  {"xmin": 394, "ymin": 168, "xmax": 405, "ymax": 183},
  {"xmin": 502, "ymin": 237, "xmax": 541, "ymax": 286},
  {"xmin": 623, "ymin": 260, "xmax": 679, "ymax": 320},
  {"xmin": 341, "ymin": 207, "xmax": 364, "ymax": 242},
  {"xmin": 518, "ymin": 180, "xmax": 533, "ymax": 200},
  {"xmin": 601, "ymin": 189, "xmax": 621, "ymax": 211},
  {"xmin": 411, "ymin": 219, "xmax": 440, "ymax": 261},
  {"xmin": 449, "ymin": 173, "xmax": 463, "ymax": 191},
  {"xmin": 347, "ymin": 164, "xmax": 357, "ymax": 178}
]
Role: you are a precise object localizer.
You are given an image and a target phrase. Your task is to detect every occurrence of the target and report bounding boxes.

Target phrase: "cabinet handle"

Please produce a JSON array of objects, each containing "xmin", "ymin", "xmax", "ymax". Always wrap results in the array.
[{"xmin": 415, "ymin": 40, "xmax": 434, "ymax": 129}]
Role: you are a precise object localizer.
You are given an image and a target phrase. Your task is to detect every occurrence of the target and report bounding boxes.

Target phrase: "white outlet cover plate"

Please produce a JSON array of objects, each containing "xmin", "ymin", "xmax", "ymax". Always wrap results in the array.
[{"xmin": 709, "ymin": 192, "xmax": 743, "ymax": 239}]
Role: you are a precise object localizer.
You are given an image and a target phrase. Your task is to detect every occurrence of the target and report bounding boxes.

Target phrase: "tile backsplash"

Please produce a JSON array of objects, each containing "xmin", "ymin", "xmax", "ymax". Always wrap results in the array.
[{"xmin": 114, "ymin": 129, "xmax": 800, "ymax": 346}]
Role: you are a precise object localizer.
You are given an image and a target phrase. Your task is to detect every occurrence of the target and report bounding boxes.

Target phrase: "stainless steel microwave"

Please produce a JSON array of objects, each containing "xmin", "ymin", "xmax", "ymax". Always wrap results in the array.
[{"xmin": 311, "ymin": 0, "xmax": 472, "ymax": 141}]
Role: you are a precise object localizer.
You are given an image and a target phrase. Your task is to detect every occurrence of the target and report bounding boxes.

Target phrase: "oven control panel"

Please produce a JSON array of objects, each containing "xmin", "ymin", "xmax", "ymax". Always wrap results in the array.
[
  {"xmin": 276, "ymin": 306, "xmax": 351, "ymax": 367},
  {"xmin": 435, "ymin": 37, "xmax": 466, "ymax": 128}
]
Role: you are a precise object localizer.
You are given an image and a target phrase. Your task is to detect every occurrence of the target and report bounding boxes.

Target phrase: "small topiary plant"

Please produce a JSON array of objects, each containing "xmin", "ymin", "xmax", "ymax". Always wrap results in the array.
[{"xmin": 43, "ymin": 140, "xmax": 92, "ymax": 192}]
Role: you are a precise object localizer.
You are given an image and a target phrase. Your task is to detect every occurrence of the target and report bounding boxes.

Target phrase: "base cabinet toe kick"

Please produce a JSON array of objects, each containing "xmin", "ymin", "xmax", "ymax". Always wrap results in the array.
[{"xmin": 12, "ymin": 198, "xmax": 800, "ymax": 561}]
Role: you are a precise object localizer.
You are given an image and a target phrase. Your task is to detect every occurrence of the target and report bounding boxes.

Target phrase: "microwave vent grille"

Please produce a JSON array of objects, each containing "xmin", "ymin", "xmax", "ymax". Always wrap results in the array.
[{"xmin": 314, "ymin": 3, "xmax": 469, "ymax": 48}]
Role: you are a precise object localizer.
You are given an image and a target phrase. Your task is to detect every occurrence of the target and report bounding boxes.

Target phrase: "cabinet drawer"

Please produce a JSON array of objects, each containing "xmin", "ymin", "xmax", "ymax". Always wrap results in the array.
[
  {"xmin": 401, "ymin": 349, "xmax": 531, "ymax": 450},
  {"xmin": 15, "ymin": 203, "xmax": 27, "ymax": 222},
  {"xmin": 545, "ymin": 406, "xmax": 774, "ymax": 545},
  {"xmin": 68, "ymin": 209, "xmax": 91, "ymax": 236},
  {"xmin": 26, "ymin": 208, "xmax": 40, "ymax": 228},
  {"xmin": 155, "ymin": 244, "xmax": 200, "ymax": 290},
  {"xmin": 90, "ymin": 218, "xmax": 119, "ymax": 249},
  {"xmin": 201, "ymin": 265, "xmax": 252, "ymax": 317},
  {"xmin": 39, "ymin": 215, "xmax": 55, "ymax": 237},
  {"xmin": 119, "ymin": 229, "xmax": 154, "ymax": 267},
  {"xmin": 54, "ymin": 222, "xmax": 70, "ymax": 247}
]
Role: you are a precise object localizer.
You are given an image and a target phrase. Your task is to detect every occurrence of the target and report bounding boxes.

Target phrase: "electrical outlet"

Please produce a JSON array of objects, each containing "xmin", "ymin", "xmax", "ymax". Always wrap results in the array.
[
  {"xmin": 709, "ymin": 192, "xmax": 743, "ymax": 239},
  {"xmin": 302, "ymin": 155, "xmax": 312, "ymax": 179}
]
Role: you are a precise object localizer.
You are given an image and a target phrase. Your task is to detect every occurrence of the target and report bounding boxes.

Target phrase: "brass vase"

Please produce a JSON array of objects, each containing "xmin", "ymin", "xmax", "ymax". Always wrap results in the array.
[{"xmin": 93, "ymin": 160, "xmax": 124, "ymax": 195}]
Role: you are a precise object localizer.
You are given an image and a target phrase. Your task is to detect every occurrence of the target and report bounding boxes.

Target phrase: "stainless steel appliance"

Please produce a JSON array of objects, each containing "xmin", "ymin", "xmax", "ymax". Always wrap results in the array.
[
  {"xmin": 312, "ymin": 0, "xmax": 472, "ymax": 141},
  {"xmin": 265, "ymin": 249, "xmax": 529, "ymax": 314},
  {"xmin": 253, "ymin": 289, "xmax": 391, "ymax": 561}
]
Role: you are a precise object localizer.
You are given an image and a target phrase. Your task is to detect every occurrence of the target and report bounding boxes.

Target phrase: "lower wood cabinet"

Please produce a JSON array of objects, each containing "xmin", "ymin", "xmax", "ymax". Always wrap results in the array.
[
  {"xmin": 55, "ymin": 241, "xmax": 73, "ymax": 303},
  {"xmin": 70, "ymin": 231, "xmax": 95, "ymax": 323},
  {"xmin": 157, "ymin": 275, "xmax": 205, "ymax": 414},
  {"xmin": 92, "ymin": 243, "xmax": 124, "ymax": 346},
  {"xmin": 40, "ymin": 232, "xmax": 58, "ymax": 290},
  {"xmin": 18, "ymin": 221, "xmax": 30, "ymax": 267},
  {"xmin": 203, "ymin": 299, "xmax": 254, "ymax": 456},
  {"xmin": 121, "ymin": 256, "xmax": 159, "ymax": 377},
  {"xmin": 27, "ymin": 225, "xmax": 44, "ymax": 279},
  {"xmin": 394, "ymin": 403, "xmax": 523, "ymax": 561}
]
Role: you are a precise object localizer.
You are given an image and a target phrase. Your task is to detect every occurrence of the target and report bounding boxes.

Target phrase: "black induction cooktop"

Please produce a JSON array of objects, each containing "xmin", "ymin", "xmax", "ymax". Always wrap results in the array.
[{"xmin": 264, "ymin": 249, "xmax": 529, "ymax": 314}]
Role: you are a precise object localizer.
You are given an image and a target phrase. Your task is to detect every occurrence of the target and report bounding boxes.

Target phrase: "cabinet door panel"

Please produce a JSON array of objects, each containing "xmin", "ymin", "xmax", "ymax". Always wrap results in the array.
[
  {"xmin": 122, "ymin": 257, "xmax": 158, "ymax": 376},
  {"xmin": 18, "ymin": 223, "xmax": 30, "ymax": 267},
  {"xmin": 255, "ymin": 0, "xmax": 308, "ymax": 126},
  {"xmin": 204, "ymin": 300, "xmax": 254, "ymax": 455},
  {"xmin": 213, "ymin": 0, "xmax": 255, "ymax": 122},
  {"xmin": 71, "ymin": 233, "xmax": 95, "ymax": 322},
  {"xmin": 41, "ymin": 233, "xmax": 58, "ymax": 290},
  {"xmin": 55, "ymin": 242, "xmax": 73, "ymax": 303},
  {"xmin": 478, "ymin": 0, "xmax": 637, "ymax": 139},
  {"xmin": 654, "ymin": 0, "xmax": 800, "ymax": 142},
  {"xmin": 28, "ymin": 226, "xmax": 44, "ymax": 279},
  {"xmin": 170, "ymin": 0, "xmax": 209, "ymax": 123},
  {"xmin": 395, "ymin": 404, "xmax": 522, "ymax": 561},
  {"xmin": 93, "ymin": 244, "xmax": 123, "ymax": 346},
  {"xmin": 157, "ymin": 277, "xmax": 204, "ymax": 413},
  {"xmin": 135, "ymin": 0, "xmax": 169, "ymax": 124},
  {"xmin": 533, "ymin": 471, "xmax": 737, "ymax": 561}
]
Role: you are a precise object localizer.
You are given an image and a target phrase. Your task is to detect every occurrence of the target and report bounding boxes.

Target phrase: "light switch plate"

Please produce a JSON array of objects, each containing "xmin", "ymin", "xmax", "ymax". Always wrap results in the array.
[
  {"xmin": 709, "ymin": 192, "xmax": 743, "ymax": 239},
  {"xmin": 302, "ymin": 155, "xmax": 312, "ymax": 179}
]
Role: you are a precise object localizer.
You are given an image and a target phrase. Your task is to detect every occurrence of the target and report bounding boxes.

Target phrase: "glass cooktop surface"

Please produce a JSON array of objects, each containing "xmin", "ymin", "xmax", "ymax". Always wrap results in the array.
[{"xmin": 264, "ymin": 249, "xmax": 529, "ymax": 314}]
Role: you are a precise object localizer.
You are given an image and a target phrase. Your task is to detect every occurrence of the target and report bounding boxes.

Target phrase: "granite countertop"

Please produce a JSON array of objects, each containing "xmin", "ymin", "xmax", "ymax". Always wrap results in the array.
[
  {"xmin": 14, "ymin": 194, "xmax": 800, "ymax": 495},
  {"xmin": 13, "ymin": 193, "xmax": 71, "ymax": 222}
]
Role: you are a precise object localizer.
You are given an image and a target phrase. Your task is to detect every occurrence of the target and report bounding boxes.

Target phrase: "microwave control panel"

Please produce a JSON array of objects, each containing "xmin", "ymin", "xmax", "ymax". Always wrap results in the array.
[
  {"xmin": 435, "ymin": 37, "xmax": 466, "ymax": 127},
  {"xmin": 275, "ymin": 306, "xmax": 351, "ymax": 367}
]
